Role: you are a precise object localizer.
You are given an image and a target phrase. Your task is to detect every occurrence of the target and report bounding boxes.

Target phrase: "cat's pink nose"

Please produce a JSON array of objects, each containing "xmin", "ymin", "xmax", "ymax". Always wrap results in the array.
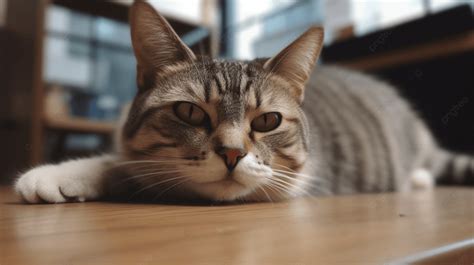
[{"xmin": 217, "ymin": 147, "xmax": 247, "ymax": 171}]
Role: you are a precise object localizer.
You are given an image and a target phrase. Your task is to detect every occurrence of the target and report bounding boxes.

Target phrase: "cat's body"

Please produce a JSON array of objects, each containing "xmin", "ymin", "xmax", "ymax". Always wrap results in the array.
[
  {"xmin": 304, "ymin": 66, "xmax": 441, "ymax": 195},
  {"xmin": 15, "ymin": 2, "xmax": 473, "ymax": 204}
]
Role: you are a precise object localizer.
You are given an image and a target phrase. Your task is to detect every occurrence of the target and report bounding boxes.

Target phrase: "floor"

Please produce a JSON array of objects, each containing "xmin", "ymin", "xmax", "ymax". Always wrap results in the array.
[{"xmin": 1, "ymin": 186, "xmax": 473, "ymax": 264}]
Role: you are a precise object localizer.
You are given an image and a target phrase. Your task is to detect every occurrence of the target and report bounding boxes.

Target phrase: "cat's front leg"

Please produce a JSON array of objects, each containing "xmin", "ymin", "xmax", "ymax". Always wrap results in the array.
[{"xmin": 15, "ymin": 155, "xmax": 117, "ymax": 203}]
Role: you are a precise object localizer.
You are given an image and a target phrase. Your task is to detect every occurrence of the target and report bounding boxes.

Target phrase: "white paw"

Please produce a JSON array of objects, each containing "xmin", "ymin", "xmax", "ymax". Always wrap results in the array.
[
  {"xmin": 15, "ymin": 163, "xmax": 102, "ymax": 203},
  {"xmin": 410, "ymin": 168, "xmax": 434, "ymax": 190}
]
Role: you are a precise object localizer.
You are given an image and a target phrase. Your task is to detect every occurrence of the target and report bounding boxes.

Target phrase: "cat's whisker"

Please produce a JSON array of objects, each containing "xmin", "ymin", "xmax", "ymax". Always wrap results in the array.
[
  {"xmin": 123, "ymin": 164, "xmax": 176, "ymax": 173},
  {"xmin": 151, "ymin": 177, "xmax": 191, "ymax": 201},
  {"xmin": 257, "ymin": 186, "xmax": 273, "ymax": 203},
  {"xmin": 272, "ymin": 164, "xmax": 330, "ymax": 185},
  {"xmin": 262, "ymin": 183, "xmax": 286, "ymax": 200},
  {"xmin": 273, "ymin": 162, "xmax": 323, "ymax": 176},
  {"xmin": 115, "ymin": 151, "xmax": 185, "ymax": 158},
  {"xmin": 273, "ymin": 169, "xmax": 312, "ymax": 179},
  {"xmin": 271, "ymin": 173, "xmax": 312, "ymax": 196},
  {"xmin": 121, "ymin": 161, "xmax": 180, "ymax": 168},
  {"xmin": 273, "ymin": 163, "xmax": 298, "ymax": 172},
  {"xmin": 123, "ymin": 163, "xmax": 183, "ymax": 173},
  {"xmin": 272, "ymin": 170, "xmax": 322, "ymax": 188},
  {"xmin": 120, "ymin": 170, "xmax": 186, "ymax": 183},
  {"xmin": 266, "ymin": 176, "xmax": 294, "ymax": 193},
  {"xmin": 137, "ymin": 150, "xmax": 176, "ymax": 158},
  {"xmin": 272, "ymin": 174, "xmax": 314, "ymax": 194},
  {"xmin": 264, "ymin": 180, "xmax": 293, "ymax": 198},
  {"xmin": 273, "ymin": 163, "xmax": 309, "ymax": 174},
  {"xmin": 113, "ymin": 161, "xmax": 184, "ymax": 171},
  {"xmin": 274, "ymin": 175, "xmax": 327, "ymax": 196},
  {"xmin": 116, "ymin": 159, "xmax": 183, "ymax": 165},
  {"xmin": 269, "ymin": 181, "xmax": 300, "ymax": 197},
  {"xmin": 272, "ymin": 169, "xmax": 328, "ymax": 186},
  {"xmin": 129, "ymin": 176, "xmax": 189, "ymax": 199}
]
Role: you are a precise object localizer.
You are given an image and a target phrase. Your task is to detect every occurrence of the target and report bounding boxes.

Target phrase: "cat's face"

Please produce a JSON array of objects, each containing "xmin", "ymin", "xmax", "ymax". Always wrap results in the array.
[
  {"xmin": 122, "ymin": 59, "xmax": 310, "ymax": 201},
  {"xmin": 121, "ymin": 1, "xmax": 323, "ymax": 202}
]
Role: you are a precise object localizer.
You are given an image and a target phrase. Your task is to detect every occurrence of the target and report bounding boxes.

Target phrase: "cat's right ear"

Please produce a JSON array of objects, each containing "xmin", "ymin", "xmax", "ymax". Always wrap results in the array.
[
  {"xmin": 264, "ymin": 27, "xmax": 324, "ymax": 103},
  {"xmin": 129, "ymin": 1, "xmax": 196, "ymax": 92}
]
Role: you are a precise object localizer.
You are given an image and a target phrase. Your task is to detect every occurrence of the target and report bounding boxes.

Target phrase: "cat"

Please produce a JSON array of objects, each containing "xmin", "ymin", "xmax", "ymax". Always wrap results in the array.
[{"xmin": 15, "ymin": 1, "xmax": 473, "ymax": 203}]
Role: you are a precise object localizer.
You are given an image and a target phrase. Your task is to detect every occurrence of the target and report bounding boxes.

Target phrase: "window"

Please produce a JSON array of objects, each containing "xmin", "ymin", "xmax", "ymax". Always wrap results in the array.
[
  {"xmin": 232, "ymin": 0, "xmax": 322, "ymax": 59},
  {"xmin": 44, "ymin": 5, "xmax": 135, "ymax": 121},
  {"xmin": 229, "ymin": 0, "xmax": 471, "ymax": 59}
]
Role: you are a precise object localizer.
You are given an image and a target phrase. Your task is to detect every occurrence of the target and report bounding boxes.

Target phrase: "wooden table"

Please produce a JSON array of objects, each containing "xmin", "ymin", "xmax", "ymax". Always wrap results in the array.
[{"xmin": 1, "ymin": 186, "xmax": 472, "ymax": 264}]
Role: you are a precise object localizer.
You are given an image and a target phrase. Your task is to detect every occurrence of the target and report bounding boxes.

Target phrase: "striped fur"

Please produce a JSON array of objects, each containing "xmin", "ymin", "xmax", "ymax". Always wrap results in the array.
[
  {"xmin": 302, "ymin": 66, "xmax": 474, "ymax": 194},
  {"xmin": 118, "ymin": 58, "xmax": 312, "ymax": 201},
  {"xmin": 109, "ymin": 1, "xmax": 473, "ymax": 202}
]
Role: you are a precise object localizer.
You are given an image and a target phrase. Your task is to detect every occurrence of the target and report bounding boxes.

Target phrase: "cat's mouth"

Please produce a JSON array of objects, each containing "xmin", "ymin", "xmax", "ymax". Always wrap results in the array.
[
  {"xmin": 191, "ymin": 174, "xmax": 252, "ymax": 192},
  {"xmin": 190, "ymin": 177, "xmax": 254, "ymax": 201},
  {"xmin": 195, "ymin": 177, "xmax": 246, "ymax": 187}
]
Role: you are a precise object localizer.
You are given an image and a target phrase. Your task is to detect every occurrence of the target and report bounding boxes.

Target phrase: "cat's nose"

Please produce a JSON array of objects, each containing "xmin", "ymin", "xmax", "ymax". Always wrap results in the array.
[{"xmin": 216, "ymin": 147, "xmax": 247, "ymax": 171}]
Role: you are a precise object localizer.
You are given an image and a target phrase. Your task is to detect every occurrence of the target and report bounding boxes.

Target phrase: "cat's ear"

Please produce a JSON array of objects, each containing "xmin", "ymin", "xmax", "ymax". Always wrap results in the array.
[
  {"xmin": 129, "ymin": 1, "xmax": 196, "ymax": 92},
  {"xmin": 264, "ymin": 27, "xmax": 324, "ymax": 103}
]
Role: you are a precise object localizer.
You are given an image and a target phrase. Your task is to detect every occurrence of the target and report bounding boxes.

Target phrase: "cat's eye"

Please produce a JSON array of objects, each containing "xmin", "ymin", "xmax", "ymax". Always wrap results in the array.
[
  {"xmin": 251, "ymin": 112, "xmax": 282, "ymax": 132},
  {"xmin": 173, "ymin": 102, "xmax": 207, "ymax": 126}
]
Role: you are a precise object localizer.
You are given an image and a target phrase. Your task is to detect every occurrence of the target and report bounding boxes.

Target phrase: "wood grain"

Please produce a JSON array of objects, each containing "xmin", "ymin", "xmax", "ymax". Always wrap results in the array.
[
  {"xmin": 336, "ymin": 30, "xmax": 474, "ymax": 71},
  {"xmin": 1, "ymin": 187, "xmax": 472, "ymax": 264},
  {"xmin": 44, "ymin": 115, "xmax": 115, "ymax": 135}
]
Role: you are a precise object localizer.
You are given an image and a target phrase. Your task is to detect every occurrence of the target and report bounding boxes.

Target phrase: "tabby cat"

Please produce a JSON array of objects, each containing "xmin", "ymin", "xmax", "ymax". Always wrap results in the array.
[{"xmin": 15, "ymin": 1, "xmax": 473, "ymax": 203}]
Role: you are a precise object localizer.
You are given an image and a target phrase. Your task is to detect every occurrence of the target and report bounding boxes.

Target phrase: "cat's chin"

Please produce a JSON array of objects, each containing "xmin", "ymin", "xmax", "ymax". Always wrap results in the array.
[{"xmin": 188, "ymin": 179, "xmax": 256, "ymax": 201}]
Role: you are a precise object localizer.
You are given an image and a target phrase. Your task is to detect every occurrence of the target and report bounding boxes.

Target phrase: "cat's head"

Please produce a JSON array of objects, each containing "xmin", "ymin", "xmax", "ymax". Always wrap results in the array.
[{"xmin": 121, "ymin": 1, "xmax": 323, "ymax": 202}]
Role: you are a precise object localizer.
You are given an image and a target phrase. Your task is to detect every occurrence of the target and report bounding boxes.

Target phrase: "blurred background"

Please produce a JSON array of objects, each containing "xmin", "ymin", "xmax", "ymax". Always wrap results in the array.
[{"xmin": 0, "ymin": 0, "xmax": 472, "ymax": 184}]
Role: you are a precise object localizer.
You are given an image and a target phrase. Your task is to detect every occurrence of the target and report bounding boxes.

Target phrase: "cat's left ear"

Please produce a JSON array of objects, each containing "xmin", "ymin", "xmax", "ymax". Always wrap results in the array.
[{"xmin": 264, "ymin": 27, "xmax": 324, "ymax": 103}]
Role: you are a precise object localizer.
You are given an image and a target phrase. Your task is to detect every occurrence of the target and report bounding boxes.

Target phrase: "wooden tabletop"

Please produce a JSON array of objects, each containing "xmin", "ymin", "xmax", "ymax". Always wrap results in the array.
[{"xmin": 1, "ymin": 186, "xmax": 472, "ymax": 264}]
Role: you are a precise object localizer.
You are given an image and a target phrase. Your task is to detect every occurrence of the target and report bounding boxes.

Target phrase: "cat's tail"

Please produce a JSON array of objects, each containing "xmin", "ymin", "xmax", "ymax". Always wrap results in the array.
[{"xmin": 428, "ymin": 149, "xmax": 474, "ymax": 186}]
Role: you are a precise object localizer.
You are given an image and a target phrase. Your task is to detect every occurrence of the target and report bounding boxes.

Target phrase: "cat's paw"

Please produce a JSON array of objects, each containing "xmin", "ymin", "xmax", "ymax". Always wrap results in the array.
[
  {"xmin": 15, "ymin": 163, "xmax": 102, "ymax": 203},
  {"xmin": 410, "ymin": 168, "xmax": 434, "ymax": 189}
]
